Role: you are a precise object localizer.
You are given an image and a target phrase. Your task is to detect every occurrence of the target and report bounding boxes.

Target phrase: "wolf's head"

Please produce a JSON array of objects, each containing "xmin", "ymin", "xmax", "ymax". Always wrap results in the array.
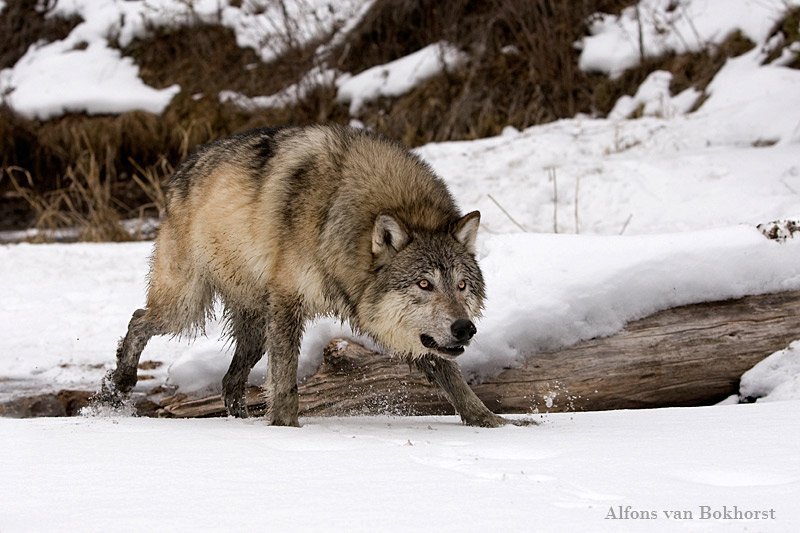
[{"xmin": 359, "ymin": 211, "xmax": 486, "ymax": 358}]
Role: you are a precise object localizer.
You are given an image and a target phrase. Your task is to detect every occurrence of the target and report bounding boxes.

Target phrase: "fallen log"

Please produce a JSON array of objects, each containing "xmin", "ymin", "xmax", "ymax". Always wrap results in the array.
[{"xmin": 159, "ymin": 290, "xmax": 800, "ymax": 418}]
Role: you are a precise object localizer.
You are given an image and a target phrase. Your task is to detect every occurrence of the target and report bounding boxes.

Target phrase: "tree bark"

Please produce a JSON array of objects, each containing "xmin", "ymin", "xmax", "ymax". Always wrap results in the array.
[{"xmin": 159, "ymin": 290, "xmax": 800, "ymax": 418}]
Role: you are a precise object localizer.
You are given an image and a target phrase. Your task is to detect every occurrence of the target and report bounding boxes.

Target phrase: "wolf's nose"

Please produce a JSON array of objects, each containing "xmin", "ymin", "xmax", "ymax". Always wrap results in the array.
[{"xmin": 451, "ymin": 319, "xmax": 477, "ymax": 342}]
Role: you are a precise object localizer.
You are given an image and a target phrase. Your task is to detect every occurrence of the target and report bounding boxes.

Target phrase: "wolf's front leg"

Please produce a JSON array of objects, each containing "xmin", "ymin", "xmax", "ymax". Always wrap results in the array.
[
  {"xmin": 264, "ymin": 293, "xmax": 305, "ymax": 427},
  {"xmin": 414, "ymin": 354, "xmax": 506, "ymax": 427}
]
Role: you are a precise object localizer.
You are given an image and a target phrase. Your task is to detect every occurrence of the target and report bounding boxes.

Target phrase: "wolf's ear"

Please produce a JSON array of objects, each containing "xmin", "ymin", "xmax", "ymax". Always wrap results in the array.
[
  {"xmin": 372, "ymin": 214, "xmax": 410, "ymax": 263},
  {"xmin": 453, "ymin": 211, "xmax": 480, "ymax": 254}
]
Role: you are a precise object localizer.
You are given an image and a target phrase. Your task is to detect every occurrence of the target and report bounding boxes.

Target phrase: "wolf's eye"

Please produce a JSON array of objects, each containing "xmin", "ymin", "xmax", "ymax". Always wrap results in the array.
[
  {"xmin": 418, "ymin": 279, "xmax": 432, "ymax": 291},
  {"xmin": 457, "ymin": 280, "xmax": 467, "ymax": 291}
]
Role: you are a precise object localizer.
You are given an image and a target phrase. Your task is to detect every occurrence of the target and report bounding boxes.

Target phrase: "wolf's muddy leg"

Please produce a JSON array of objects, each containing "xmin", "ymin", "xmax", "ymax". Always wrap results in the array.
[
  {"xmin": 100, "ymin": 308, "xmax": 163, "ymax": 404},
  {"xmin": 264, "ymin": 294, "xmax": 304, "ymax": 427},
  {"xmin": 222, "ymin": 308, "xmax": 268, "ymax": 418},
  {"xmin": 415, "ymin": 355, "xmax": 506, "ymax": 427}
]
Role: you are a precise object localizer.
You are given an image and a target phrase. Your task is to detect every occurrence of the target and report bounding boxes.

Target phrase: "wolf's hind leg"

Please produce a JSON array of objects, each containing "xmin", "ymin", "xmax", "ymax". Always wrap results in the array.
[
  {"xmin": 414, "ymin": 355, "xmax": 506, "ymax": 427},
  {"xmin": 100, "ymin": 308, "xmax": 164, "ymax": 404},
  {"xmin": 264, "ymin": 293, "xmax": 305, "ymax": 427},
  {"xmin": 222, "ymin": 307, "xmax": 268, "ymax": 418}
]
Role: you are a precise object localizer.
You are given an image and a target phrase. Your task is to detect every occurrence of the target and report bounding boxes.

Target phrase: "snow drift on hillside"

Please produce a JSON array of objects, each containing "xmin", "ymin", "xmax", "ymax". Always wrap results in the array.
[
  {"xmin": 579, "ymin": 0, "xmax": 800, "ymax": 76},
  {"xmin": 1, "ymin": 40, "xmax": 180, "ymax": 120},
  {"xmin": 0, "ymin": 0, "xmax": 366, "ymax": 119},
  {"xmin": 336, "ymin": 41, "xmax": 467, "ymax": 114},
  {"xmin": 417, "ymin": 119, "xmax": 800, "ymax": 236}
]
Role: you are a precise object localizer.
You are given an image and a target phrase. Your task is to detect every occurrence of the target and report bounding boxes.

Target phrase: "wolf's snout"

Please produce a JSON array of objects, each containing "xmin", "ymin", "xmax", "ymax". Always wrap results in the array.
[{"xmin": 451, "ymin": 319, "xmax": 477, "ymax": 342}]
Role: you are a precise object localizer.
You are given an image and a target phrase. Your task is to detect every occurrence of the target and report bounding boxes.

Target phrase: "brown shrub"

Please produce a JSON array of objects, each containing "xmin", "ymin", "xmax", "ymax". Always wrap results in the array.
[{"xmin": 763, "ymin": 7, "xmax": 800, "ymax": 69}]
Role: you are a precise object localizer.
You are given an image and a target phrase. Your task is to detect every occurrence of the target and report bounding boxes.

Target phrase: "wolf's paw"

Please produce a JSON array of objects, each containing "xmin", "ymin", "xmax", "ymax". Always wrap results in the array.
[
  {"xmin": 223, "ymin": 394, "xmax": 250, "ymax": 418},
  {"xmin": 508, "ymin": 417, "xmax": 540, "ymax": 427},
  {"xmin": 464, "ymin": 412, "xmax": 507, "ymax": 428},
  {"xmin": 93, "ymin": 374, "xmax": 128, "ymax": 406},
  {"xmin": 83, "ymin": 375, "xmax": 136, "ymax": 417},
  {"xmin": 269, "ymin": 414, "xmax": 300, "ymax": 427}
]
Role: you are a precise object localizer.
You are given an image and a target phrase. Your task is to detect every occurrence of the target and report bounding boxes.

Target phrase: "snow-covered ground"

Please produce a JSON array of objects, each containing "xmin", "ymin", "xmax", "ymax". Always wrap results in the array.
[{"xmin": 1, "ymin": 404, "xmax": 798, "ymax": 531}]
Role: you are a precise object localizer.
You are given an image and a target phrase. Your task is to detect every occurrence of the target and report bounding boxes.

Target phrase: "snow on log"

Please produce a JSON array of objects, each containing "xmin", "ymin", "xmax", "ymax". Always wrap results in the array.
[{"xmin": 160, "ymin": 290, "xmax": 800, "ymax": 418}]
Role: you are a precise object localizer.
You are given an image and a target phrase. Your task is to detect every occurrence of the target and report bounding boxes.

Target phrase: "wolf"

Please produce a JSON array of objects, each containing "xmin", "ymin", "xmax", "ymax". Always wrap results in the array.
[{"xmin": 101, "ymin": 124, "xmax": 505, "ymax": 427}]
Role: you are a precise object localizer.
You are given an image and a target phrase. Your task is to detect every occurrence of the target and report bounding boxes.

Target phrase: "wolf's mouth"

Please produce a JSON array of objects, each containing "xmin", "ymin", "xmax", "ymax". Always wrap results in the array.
[{"xmin": 420, "ymin": 334, "xmax": 465, "ymax": 356}]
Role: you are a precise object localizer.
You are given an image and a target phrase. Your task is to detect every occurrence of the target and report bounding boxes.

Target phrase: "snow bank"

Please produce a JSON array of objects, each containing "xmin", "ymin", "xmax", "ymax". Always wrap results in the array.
[
  {"xmin": 579, "ymin": 0, "xmax": 800, "ymax": 76},
  {"xmin": 417, "ymin": 118, "xmax": 800, "ymax": 236},
  {"xmin": 222, "ymin": 40, "xmax": 468, "ymax": 115},
  {"xmin": 464, "ymin": 226, "xmax": 800, "ymax": 378},
  {"xmin": 583, "ymin": 0, "xmax": 800, "ymax": 146},
  {"xmin": 740, "ymin": 341, "xmax": 800, "ymax": 402},
  {"xmin": 1, "ymin": 225, "xmax": 797, "ymax": 397},
  {"xmin": 0, "ymin": 0, "xmax": 199, "ymax": 119},
  {"xmin": 699, "ymin": 48, "xmax": 800, "ymax": 145},
  {"xmin": 219, "ymin": 66, "xmax": 337, "ymax": 110},
  {"xmin": 336, "ymin": 42, "xmax": 467, "ymax": 114},
  {"xmin": 2, "ymin": 403, "xmax": 799, "ymax": 530},
  {"xmin": 219, "ymin": 0, "xmax": 363, "ymax": 64},
  {"xmin": 3, "ymin": 40, "xmax": 180, "ymax": 120},
  {"xmin": 609, "ymin": 70, "xmax": 700, "ymax": 119}
]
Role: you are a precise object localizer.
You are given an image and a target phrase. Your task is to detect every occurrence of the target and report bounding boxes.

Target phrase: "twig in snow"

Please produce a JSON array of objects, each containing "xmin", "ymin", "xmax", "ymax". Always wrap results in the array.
[
  {"xmin": 635, "ymin": 6, "xmax": 645, "ymax": 63},
  {"xmin": 574, "ymin": 175, "xmax": 581, "ymax": 234},
  {"xmin": 487, "ymin": 194, "xmax": 528, "ymax": 232},
  {"xmin": 619, "ymin": 214, "xmax": 633, "ymax": 235},
  {"xmin": 548, "ymin": 167, "xmax": 559, "ymax": 233}
]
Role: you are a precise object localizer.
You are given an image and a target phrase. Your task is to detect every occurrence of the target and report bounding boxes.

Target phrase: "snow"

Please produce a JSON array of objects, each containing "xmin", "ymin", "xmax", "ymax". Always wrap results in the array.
[
  {"xmin": 1, "ymin": 404, "xmax": 798, "ymax": 530},
  {"xmin": 609, "ymin": 70, "xmax": 700, "ymax": 119},
  {"xmin": 219, "ymin": 0, "xmax": 363, "ymax": 64},
  {"xmin": 431, "ymin": 1, "xmax": 800, "ymax": 238},
  {"xmin": 700, "ymin": 47, "xmax": 800, "ymax": 145},
  {"xmin": 417, "ymin": 119, "xmax": 800, "ymax": 236},
  {"xmin": 740, "ymin": 341, "xmax": 800, "ymax": 402},
  {"xmin": 219, "ymin": 66, "xmax": 338, "ymax": 110},
  {"xmin": 222, "ymin": 40, "xmax": 468, "ymax": 115},
  {"xmin": 2, "ymin": 40, "xmax": 180, "ymax": 120},
  {"xmin": 336, "ymin": 42, "xmax": 467, "ymax": 114},
  {"xmin": 222, "ymin": 41, "xmax": 469, "ymax": 114},
  {"xmin": 468, "ymin": 227, "xmax": 800, "ymax": 377},
  {"xmin": 579, "ymin": 0, "xmax": 800, "ymax": 76}
]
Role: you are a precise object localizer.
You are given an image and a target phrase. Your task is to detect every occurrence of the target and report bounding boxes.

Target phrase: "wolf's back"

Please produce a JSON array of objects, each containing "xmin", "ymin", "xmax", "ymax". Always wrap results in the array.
[{"xmin": 154, "ymin": 125, "xmax": 462, "ymax": 317}]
